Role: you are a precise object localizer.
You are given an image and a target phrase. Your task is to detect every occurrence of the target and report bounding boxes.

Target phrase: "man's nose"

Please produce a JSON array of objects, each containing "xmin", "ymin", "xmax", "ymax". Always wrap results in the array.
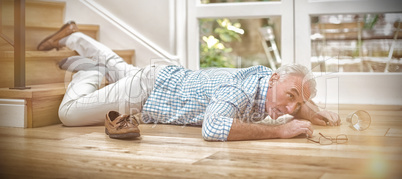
[{"xmin": 287, "ymin": 102, "xmax": 300, "ymax": 115}]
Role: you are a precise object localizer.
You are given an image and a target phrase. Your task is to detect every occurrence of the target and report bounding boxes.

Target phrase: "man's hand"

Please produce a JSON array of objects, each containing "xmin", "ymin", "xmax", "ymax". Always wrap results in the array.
[
  {"xmin": 310, "ymin": 110, "xmax": 341, "ymax": 126},
  {"xmin": 295, "ymin": 100, "xmax": 340, "ymax": 127},
  {"xmin": 277, "ymin": 120, "xmax": 314, "ymax": 138}
]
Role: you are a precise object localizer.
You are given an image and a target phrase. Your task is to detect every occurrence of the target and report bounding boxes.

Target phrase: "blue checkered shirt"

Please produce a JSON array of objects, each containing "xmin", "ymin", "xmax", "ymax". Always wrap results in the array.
[{"xmin": 142, "ymin": 65, "xmax": 272, "ymax": 141}]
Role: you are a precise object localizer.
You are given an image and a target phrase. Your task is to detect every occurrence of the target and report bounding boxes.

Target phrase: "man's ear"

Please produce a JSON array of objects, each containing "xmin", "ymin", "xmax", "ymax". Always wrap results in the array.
[{"xmin": 269, "ymin": 73, "xmax": 280, "ymax": 86}]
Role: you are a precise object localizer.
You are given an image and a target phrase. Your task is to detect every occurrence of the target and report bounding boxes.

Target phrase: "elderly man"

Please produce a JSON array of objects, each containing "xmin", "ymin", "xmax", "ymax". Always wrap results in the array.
[{"xmin": 38, "ymin": 21, "xmax": 340, "ymax": 141}]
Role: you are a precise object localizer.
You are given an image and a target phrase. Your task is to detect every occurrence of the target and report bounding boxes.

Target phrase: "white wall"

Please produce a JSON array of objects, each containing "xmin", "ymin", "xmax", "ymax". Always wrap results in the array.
[
  {"xmin": 314, "ymin": 73, "xmax": 402, "ymax": 106},
  {"xmin": 93, "ymin": 0, "xmax": 172, "ymax": 54},
  {"xmin": 59, "ymin": 0, "xmax": 176, "ymax": 67}
]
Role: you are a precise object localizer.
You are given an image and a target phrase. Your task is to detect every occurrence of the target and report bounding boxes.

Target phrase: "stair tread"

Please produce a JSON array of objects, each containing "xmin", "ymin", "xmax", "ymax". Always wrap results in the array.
[
  {"xmin": 0, "ymin": 48, "xmax": 135, "ymax": 88},
  {"xmin": 0, "ymin": 48, "xmax": 135, "ymax": 59},
  {"xmin": 1, "ymin": 23, "xmax": 101, "ymax": 50},
  {"xmin": 0, "ymin": 83, "xmax": 66, "ymax": 99},
  {"xmin": 1, "ymin": 24, "xmax": 100, "ymax": 30},
  {"xmin": 26, "ymin": 0, "xmax": 66, "ymax": 7}
]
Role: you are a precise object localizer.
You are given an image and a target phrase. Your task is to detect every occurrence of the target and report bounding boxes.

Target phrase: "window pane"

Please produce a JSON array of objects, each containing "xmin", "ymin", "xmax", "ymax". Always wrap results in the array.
[
  {"xmin": 199, "ymin": 17, "xmax": 282, "ymax": 69},
  {"xmin": 201, "ymin": 0, "xmax": 280, "ymax": 4},
  {"xmin": 310, "ymin": 13, "xmax": 402, "ymax": 73}
]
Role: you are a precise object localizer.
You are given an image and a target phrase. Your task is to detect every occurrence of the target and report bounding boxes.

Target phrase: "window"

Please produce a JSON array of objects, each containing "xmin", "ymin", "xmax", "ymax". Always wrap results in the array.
[
  {"xmin": 294, "ymin": 0, "xmax": 402, "ymax": 105},
  {"xmin": 199, "ymin": 17, "xmax": 281, "ymax": 69},
  {"xmin": 188, "ymin": 0, "xmax": 402, "ymax": 105},
  {"xmin": 310, "ymin": 13, "xmax": 402, "ymax": 73},
  {"xmin": 187, "ymin": 0, "xmax": 294, "ymax": 70}
]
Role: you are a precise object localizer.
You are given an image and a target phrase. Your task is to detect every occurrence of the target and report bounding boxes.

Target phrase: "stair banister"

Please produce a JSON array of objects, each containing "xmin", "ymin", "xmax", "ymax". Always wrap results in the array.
[{"xmin": 12, "ymin": 0, "xmax": 30, "ymax": 89}]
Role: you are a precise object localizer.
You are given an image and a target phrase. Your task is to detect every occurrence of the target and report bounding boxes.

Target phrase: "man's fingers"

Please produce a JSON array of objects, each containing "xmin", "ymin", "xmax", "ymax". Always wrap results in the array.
[
  {"xmin": 334, "ymin": 113, "xmax": 341, "ymax": 126},
  {"xmin": 322, "ymin": 112, "xmax": 336, "ymax": 126},
  {"xmin": 306, "ymin": 128, "xmax": 313, "ymax": 137},
  {"xmin": 326, "ymin": 117, "xmax": 335, "ymax": 126},
  {"xmin": 280, "ymin": 120, "xmax": 315, "ymax": 138},
  {"xmin": 305, "ymin": 126, "xmax": 313, "ymax": 137},
  {"xmin": 299, "ymin": 120, "xmax": 313, "ymax": 137},
  {"xmin": 327, "ymin": 112, "xmax": 341, "ymax": 126},
  {"xmin": 307, "ymin": 121, "xmax": 314, "ymax": 136},
  {"xmin": 308, "ymin": 122, "xmax": 314, "ymax": 131},
  {"xmin": 328, "ymin": 111, "xmax": 341, "ymax": 126},
  {"xmin": 312, "ymin": 111, "xmax": 343, "ymax": 126},
  {"xmin": 312, "ymin": 117, "xmax": 327, "ymax": 126}
]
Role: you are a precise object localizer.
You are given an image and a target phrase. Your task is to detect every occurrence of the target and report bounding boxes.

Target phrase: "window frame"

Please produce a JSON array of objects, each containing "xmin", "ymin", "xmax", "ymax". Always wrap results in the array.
[{"xmin": 295, "ymin": 0, "xmax": 402, "ymax": 68}]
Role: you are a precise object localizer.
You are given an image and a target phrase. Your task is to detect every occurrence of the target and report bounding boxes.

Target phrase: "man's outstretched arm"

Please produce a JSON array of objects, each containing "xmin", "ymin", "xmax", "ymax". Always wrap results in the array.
[
  {"xmin": 227, "ymin": 119, "xmax": 313, "ymax": 141},
  {"xmin": 202, "ymin": 86, "xmax": 314, "ymax": 141},
  {"xmin": 202, "ymin": 104, "xmax": 314, "ymax": 141},
  {"xmin": 295, "ymin": 100, "xmax": 341, "ymax": 126}
]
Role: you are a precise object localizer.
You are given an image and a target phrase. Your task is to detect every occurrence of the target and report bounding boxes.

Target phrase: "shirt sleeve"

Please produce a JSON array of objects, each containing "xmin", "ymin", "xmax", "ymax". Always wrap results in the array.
[{"xmin": 202, "ymin": 85, "xmax": 249, "ymax": 141}]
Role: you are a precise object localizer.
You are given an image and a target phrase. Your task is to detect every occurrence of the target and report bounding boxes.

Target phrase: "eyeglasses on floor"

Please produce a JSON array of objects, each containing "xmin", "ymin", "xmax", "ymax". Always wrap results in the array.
[{"xmin": 307, "ymin": 132, "xmax": 348, "ymax": 145}]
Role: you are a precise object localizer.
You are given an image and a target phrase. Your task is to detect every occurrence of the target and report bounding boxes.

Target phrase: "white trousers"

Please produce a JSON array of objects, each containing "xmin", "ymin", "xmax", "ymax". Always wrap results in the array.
[{"xmin": 58, "ymin": 32, "xmax": 166, "ymax": 126}]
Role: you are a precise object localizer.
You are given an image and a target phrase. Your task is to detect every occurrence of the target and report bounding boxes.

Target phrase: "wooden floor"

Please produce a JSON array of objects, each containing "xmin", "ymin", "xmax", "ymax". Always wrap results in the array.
[{"xmin": 0, "ymin": 105, "xmax": 401, "ymax": 178}]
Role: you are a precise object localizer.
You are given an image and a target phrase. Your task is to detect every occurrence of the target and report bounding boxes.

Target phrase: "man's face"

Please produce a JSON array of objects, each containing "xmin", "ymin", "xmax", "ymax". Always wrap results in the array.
[{"xmin": 265, "ymin": 73, "xmax": 311, "ymax": 119}]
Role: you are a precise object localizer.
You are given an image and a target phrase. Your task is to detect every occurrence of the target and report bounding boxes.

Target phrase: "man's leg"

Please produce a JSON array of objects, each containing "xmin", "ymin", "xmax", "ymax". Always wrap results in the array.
[
  {"xmin": 58, "ymin": 64, "xmax": 165, "ymax": 126},
  {"xmin": 59, "ymin": 32, "xmax": 137, "ymax": 83}
]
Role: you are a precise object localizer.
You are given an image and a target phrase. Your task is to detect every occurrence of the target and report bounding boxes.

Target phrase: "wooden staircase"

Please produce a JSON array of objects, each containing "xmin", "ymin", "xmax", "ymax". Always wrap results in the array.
[{"xmin": 0, "ymin": 0, "xmax": 135, "ymax": 128}]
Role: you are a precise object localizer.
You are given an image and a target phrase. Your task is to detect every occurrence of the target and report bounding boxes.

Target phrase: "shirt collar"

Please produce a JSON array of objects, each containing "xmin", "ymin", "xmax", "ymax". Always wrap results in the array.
[{"xmin": 257, "ymin": 74, "xmax": 271, "ymax": 115}]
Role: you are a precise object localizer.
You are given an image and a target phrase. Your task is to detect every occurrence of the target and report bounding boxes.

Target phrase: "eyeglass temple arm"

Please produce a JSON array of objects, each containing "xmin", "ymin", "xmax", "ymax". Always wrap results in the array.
[{"xmin": 318, "ymin": 133, "xmax": 332, "ymax": 140}]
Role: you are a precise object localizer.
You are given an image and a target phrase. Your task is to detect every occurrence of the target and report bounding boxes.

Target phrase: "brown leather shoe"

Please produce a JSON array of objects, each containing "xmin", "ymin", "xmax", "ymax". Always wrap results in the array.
[
  {"xmin": 105, "ymin": 111, "xmax": 140, "ymax": 139},
  {"xmin": 37, "ymin": 21, "xmax": 79, "ymax": 51}
]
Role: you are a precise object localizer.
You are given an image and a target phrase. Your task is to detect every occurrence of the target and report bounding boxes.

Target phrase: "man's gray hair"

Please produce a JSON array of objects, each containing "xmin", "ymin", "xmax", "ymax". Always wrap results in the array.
[{"xmin": 275, "ymin": 64, "xmax": 317, "ymax": 100}]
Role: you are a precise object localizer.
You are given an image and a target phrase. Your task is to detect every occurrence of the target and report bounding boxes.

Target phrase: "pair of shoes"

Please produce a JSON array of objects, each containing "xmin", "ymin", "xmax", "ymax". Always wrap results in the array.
[
  {"xmin": 105, "ymin": 111, "xmax": 141, "ymax": 139},
  {"xmin": 37, "ymin": 21, "xmax": 79, "ymax": 51}
]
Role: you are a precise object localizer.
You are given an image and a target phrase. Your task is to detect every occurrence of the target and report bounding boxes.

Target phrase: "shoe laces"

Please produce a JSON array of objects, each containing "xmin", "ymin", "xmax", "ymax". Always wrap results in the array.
[{"xmin": 116, "ymin": 115, "xmax": 139, "ymax": 129}]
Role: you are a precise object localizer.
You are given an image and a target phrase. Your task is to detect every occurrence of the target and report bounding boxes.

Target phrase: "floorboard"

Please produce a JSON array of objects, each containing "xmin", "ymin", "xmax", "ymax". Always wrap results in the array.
[{"xmin": 0, "ymin": 106, "xmax": 401, "ymax": 178}]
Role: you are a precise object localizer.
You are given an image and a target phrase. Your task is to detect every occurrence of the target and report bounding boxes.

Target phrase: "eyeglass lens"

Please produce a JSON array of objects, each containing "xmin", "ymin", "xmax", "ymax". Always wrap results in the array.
[
  {"xmin": 336, "ymin": 134, "xmax": 348, "ymax": 144},
  {"xmin": 319, "ymin": 136, "xmax": 333, "ymax": 145}
]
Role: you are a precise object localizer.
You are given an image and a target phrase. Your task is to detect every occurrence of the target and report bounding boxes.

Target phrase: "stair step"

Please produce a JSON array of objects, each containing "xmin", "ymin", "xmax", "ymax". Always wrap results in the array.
[
  {"xmin": 0, "ymin": 48, "xmax": 135, "ymax": 88},
  {"xmin": 0, "ymin": 38, "xmax": 14, "ymax": 51},
  {"xmin": 0, "ymin": 0, "xmax": 137, "ymax": 128},
  {"xmin": 2, "ymin": 0, "xmax": 65, "ymax": 27},
  {"xmin": 1, "ymin": 24, "xmax": 100, "ymax": 50},
  {"xmin": 0, "ymin": 83, "xmax": 66, "ymax": 127},
  {"xmin": 0, "ymin": 48, "xmax": 134, "ymax": 62}
]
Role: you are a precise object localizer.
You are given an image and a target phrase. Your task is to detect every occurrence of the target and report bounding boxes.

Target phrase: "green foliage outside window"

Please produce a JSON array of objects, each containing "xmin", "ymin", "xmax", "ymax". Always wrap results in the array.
[{"xmin": 200, "ymin": 19, "xmax": 244, "ymax": 68}]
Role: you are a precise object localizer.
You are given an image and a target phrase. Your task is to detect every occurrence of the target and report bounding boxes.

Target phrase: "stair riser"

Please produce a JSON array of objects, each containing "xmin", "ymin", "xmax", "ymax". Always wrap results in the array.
[
  {"xmin": 0, "ymin": 59, "xmax": 67, "ymax": 88},
  {"xmin": 31, "ymin": 95, "xmax": 64, "ymax": 127},
  {"xmin": 0, "ymin": 50, "xmax": 133, "ymax": 88},
  {"xmin": 2, "ymin": 0, "xmax": 65, "ymax": 27},
  {"xmin": 2, "ymin": 26, "xmax": 98, "ymax": 51}
]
